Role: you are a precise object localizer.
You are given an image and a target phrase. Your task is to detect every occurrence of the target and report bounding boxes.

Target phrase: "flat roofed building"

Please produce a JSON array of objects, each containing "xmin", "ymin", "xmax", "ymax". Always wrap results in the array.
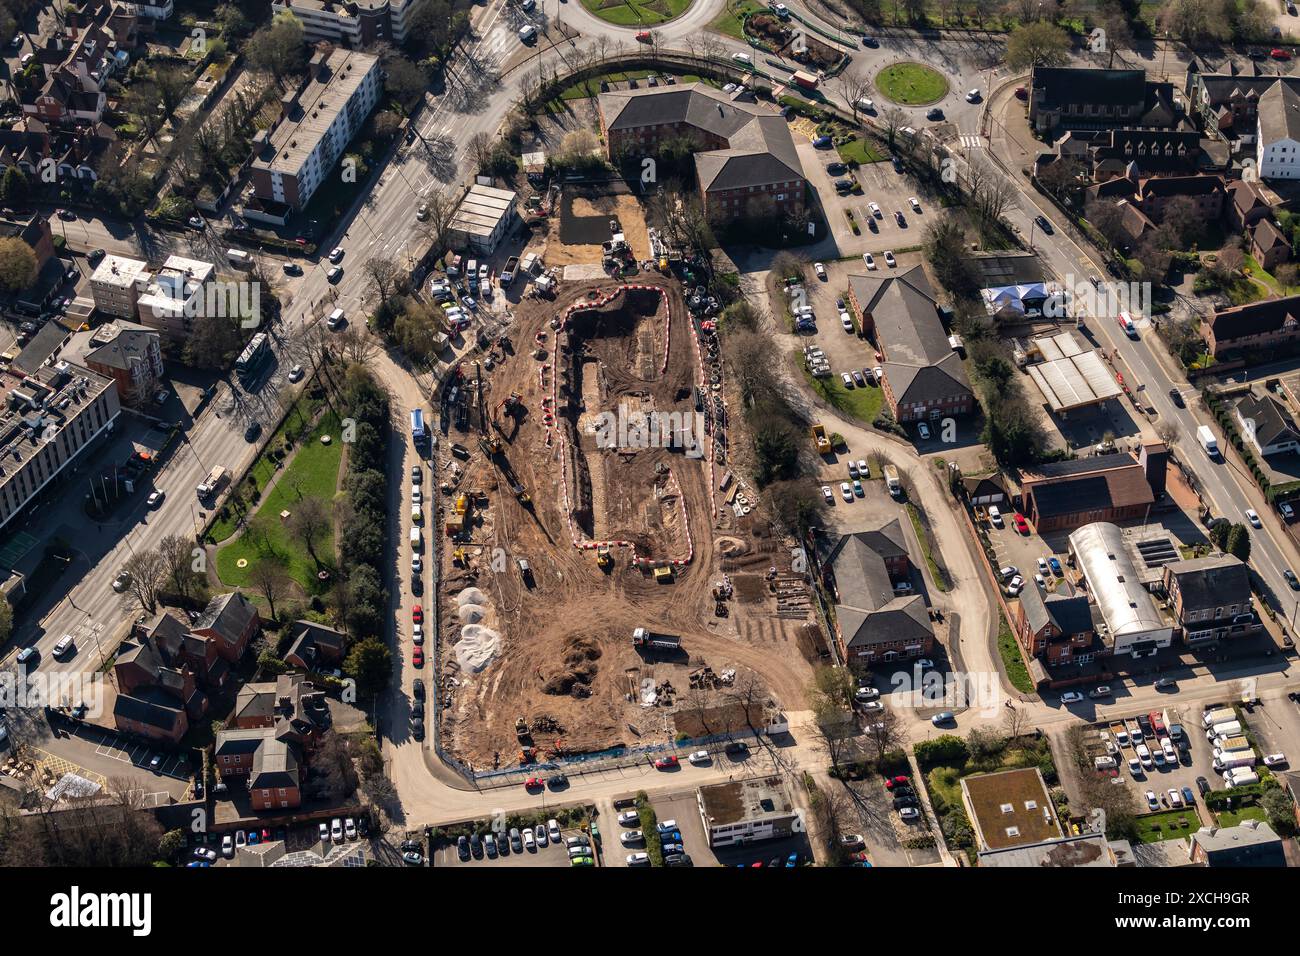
[
  {"xmin": 249, "ymin": 47, "xmax": 381, "ymax": 211},
  {"xmin": 448, "ymin": 183, "xmax": 519, "ymax": 254},
  {"xmin": 135, "ymin": 255, "xmax": 218, "ymax": 340},
  {"xmin": 961, "ymin": 767, "xmax": 1062, "ymax": 851},
  {"xmin": 271, "ymin": 0, "xmax": 416, "ymax": 46},
  {"xmin": 979, "ymin": 832, "xmax": 1133, "ymax": 867},
  {"xmin": 0, "ymin": 361, "xmax": 121, "ymax": 534},
  {"xmin": 89, "ymin": 253, "xmax": 150, "ymax": 318},
  {"xmin": 1026, "ymin": 329, "xmax": 1124, "ymax": 413},
  {"xmin": 697, "ymin": 775, "xmax": 799, "ymax": 847}
]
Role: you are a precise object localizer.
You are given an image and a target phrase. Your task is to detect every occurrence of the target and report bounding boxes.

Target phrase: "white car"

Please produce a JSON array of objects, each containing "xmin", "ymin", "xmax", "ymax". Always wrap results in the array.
[
  {"xmin": 839, "ymin": 833, "xmax": 865, "ymax": 849},
  {"xmin": 857, "ymin": 458, "xmax": 867, "ymax": 475},
  {"xmin": 840, "ymin": 482, "xmax": 853, "ymax": 502},
  {"xmin": 288, "ymin": 364, "xmax": 304, "ymax": 383},
  {"xmin": 344, "ymin": 818, "xmax": 357, "ymax": 840},
  {"xmin": 848, "ymin": 460, "xmax": 859, "ymax": 479},
  {"xmin": 330, "ymin": 818, "xmax": 344, "ymax": 843},
  {"xmin": 620, "ymin": 829, "xmax": 643, "ymax": 846},
  {"xmin": 863, "ymin": 252, "xmax": 876, "ymax": 270},
  {"xmin": 917, "ymin": 421, "xmax": 930, "ymax": 440},
  {"xmin": 617, "ymin": 810, "xmax": 640, "ymax": 826},
  {"xmin": 965, "ymin": 88, "xmax": 981, "ymax": 102},
  {"xmin": 1128, "ymin": 757, "xmax": 1143, "ymax": 777},
  {"xmin": 655, "ymin": 819, "xmax": 678, "ymax": 833},
  {"xmin": 1061, "ymin": 691, "xmax": 1084, "ymax": 704},
  {"xmin": 412, "ymin": 488, "xmax": 422, "ymax": 505},
  {"xmin": 1246, "ymin": 509, "xmax": 1261, "ymax": 528},
  {"xmin": 221, "ymin": 834, "xmax": 234, "ymax": 857},
  {"xmin": 898, "ymin": 807, "xmax": 920, "ymax": 821},
  {"xmin": 523, "ymin": 829, "xmax": 535, "ymax": 850},
  {"xmin": 534, "ymin": 824, "xmax": 548, "ymax": 847},
  {"xmin": 328, "ymin": 247, "xmax": 344, "ymax": 263},
  {"xmin": 856, "ymin": 97, "xmax": 875, "ymax": 113},
  {"xmin": 688, "ymin": 750, "xmax": 710, "ymax": 765},
  {"xmin": 318, "ymin": 822, "xmax": 329, "ymax": 842},
  {"xmin": 860, "ymin": 700, "xmax": 884, "ymax": 713},
  {"xmin": 842, "ymin": 372, "xmax": 854, "ymax": 388},
  {"xmin": 626, "ymin": 852, "xmax": 651, "ymax": 866},
  {"xmin": 999, "ymin": 566, "xmax": 1018, "ymax": 581},
  {"xmin": 814, "ymin": 262, "xmax": 826, "ymax": 280},
  {"xmin": 1006, "ymin": 574, "xmax": 1024, "ymax": 596},
  {"xmin": 855, "ymin": 686, "xmax": 880, "ymax": 701},
  {"xmin": 327, "ymin": 266, "xmax": 343, "ymax": 282},
  {"xmin": 548, "ymin": 818, "xmax": 562, "ymax": 842},
  {"xmin": 1264, "ymin": 753, "xmax": 1288, "ymax": 766},
  {"xmin": 1167, "ymin": 788, "xmax": 1183, "ymax": 808},
  {"xmin": 822, "ymin": 485, "xmax": 834, "ymax": 503},
  {"xmin": 412, "ymin": 555, "xmax": 423, "ymax": 574},
  {"xmin": 1145, "ymin": 790, "xmax": 1159, "ymax": 810},
  {"xmin": 1282, "ymin": 501, "xmax": 1296, "ymax": 519},
  {"xmin": 1037, "ymin": 557, "xmax": 1049, "ymax": 575},
  {"xmin": 909, "ymin": 196, "xmax": 921, "ymax": 212},
  {"xmin": 518, "ymin": 23, "xmax": 537, "ymax": 41},
  {"xmin": 873, "ymin": 365, "xmax": 883, "ymax": 383},
  {"xmin": 883, "ymin": 251, "xmax": 896, "ymax": 267},
  {"xmin": 732, "ymin": 52, "xmax": 752, "ymax": 64},
  {"xmin": 723, "ymin": 82, "xmax": 738, "ymax": 93},
  {"xmin": 841, "ymin": 312, "xmax": 854, "ymax": 332},
  {"xmin": 868, "ymin": 201, "xmax": 882, "ymax": 218}
]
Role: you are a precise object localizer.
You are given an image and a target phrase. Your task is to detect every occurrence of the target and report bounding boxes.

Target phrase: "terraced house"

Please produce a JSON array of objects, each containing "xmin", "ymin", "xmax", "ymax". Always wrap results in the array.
[{"xmin": 597, "ymin": 83, "xmax": 806, "ymax": 225}]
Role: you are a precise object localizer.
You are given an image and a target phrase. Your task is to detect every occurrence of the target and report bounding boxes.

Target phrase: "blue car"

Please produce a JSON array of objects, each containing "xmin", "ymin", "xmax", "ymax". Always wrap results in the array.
[
  {"xmin": 1048, "ymin": 557, "xmax": 1062, "ymax": 576},
  {"xmin": 812, "ymin": 135, "xmax": 833, "ymax": 149},
  {"xmin": 785, "ymin": 853, "xmax": 798, "ymax": 868},
  {"xmin": 1182, "ymin": 786, "xmax": 1196, "ymax": 804},
  {"xmin": 186, "ymin": 861, "xmax": 211, "ymax": 867},
  {"xmin": 247, "ymin": 831, "xmax": 260, "ymax": 845}
]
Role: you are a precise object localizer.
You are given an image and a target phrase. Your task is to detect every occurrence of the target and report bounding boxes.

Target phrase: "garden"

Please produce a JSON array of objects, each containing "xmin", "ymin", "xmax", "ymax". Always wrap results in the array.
[
  {"xmin": 874, "ymin": 63, "xmax": 949, "ymax": 106},
  {"xmin": 580, "ymin": 0, "xmax": 694, "ymax": 26}
]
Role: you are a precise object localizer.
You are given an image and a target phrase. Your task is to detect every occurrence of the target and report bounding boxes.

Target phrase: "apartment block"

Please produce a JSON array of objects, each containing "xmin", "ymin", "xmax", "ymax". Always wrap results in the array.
[
  {"xmin": 248, "ymin": 47, "xmax": 381, "ymax": 211},
  {"xmin": 271, "ymin": 0, "xmax": 415, "ymax": 46},
  {"xmin": 89, "ymin": 254, "xmax": 150, "ymax": 318},
  {"xmin": 0, "ymin": 361, "xmax": 121, "ymax": 533}
]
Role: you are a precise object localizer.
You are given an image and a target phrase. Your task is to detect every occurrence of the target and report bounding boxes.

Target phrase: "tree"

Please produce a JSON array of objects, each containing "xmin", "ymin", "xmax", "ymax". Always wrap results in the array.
[
  {"xmin": 861, "ymin": 709, "xmax": 907, "ymax": 763},
  {"xmin": 249, "ymin": 557, "xmax": 292, "ymax": 621},
  {"xmin": 287, "ymin": 495, "xmax": 330, "ymax": 567},
  {"xmin": 0, "ymin": 597, "xmax": 11, "ymax": 645},
  {"xmin": 1005, "ymin": 21, "xmax": 1071, "ymax": 70},
  {"xmin": 467, "ymin": 131, "xmax": 494, "ymax": 172},
  {"xmin": 344, "ymin": 637, "xmax": 392, "ymax": 699},
  {"xmin": 1209, "ymin": 519, "xmax": 1231, "ymax": 553},
  {"xmin": 364, "ymin": 257, "xmax": 402, "ymax": 308},
  {"xmin": 122, "ymin": 547, "xmax": 168, "ymax": 616},
  {"xmin": 247, "ymin": 11, "xmax": 307, "ymax": 82},
  {"xmin": 158, "ymin": 829, "xmax": 186, "ymax": 860},
  {"xmin": 1158, "ymin": 0, "xmax": 1222, "ymax": 44},
  {"xmin": 154, "ymin": 65, "xmax": 190, "ymax": 118},
  {"xmin": 158, "ymin": 533, "xmax": 200, "ymax": 600},
  {"xmin": 393, "ymin": 299, "xmax": 446, "ymax": 363},
  {"xmin": 184, "ymin": 315, "xmax": 243, "ymax": 369},
  {"xmin": 923, "ymin": 217, "xmax": 978, "ymax": 299},
  {"xmin": 382, "ymin": 52, "xmax": 429, "ymax": 109},
  {"xmin": 0, "ymin": 237, "xmax": 37, "ymax": 291},
  {"xmin": 1226, "ymin": 523, "xmax": 1251, "ymax": 563},
  {"xmin": 216, "ymin": 2, "xmax": 253, "ymax": 38}
]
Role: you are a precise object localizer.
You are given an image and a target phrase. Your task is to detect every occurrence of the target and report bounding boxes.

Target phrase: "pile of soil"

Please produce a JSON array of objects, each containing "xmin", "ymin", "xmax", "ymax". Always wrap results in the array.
[{"xmin": 542, "ymin": 635, "xmax": 603, "ymax": 698}]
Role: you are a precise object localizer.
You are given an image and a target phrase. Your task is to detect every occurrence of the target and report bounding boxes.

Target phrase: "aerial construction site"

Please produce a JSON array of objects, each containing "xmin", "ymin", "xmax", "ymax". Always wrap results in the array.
[{"xmin": 433, "ymin": 274, "xmax": 821, "ymax": 770}]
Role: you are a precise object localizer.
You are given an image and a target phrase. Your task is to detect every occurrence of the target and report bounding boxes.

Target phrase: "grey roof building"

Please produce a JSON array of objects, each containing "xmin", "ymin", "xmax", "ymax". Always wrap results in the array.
[
  {"xmin": 1236, "ymin": 392, "xmax": 1300, "ymax": 455},
  {"xmin": 1188, "ymin": 821, "xmax": 1285, "ymax": 867}
]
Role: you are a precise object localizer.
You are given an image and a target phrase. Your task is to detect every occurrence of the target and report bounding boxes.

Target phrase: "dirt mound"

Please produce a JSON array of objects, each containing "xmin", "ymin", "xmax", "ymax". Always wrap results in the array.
[
  {"xmin": 541, "ymin": 635, "xmax": 602, "ymax": 698},
  {"xmin": 457, "ymin": 587, "xmax": 488, "ymax": 607}
]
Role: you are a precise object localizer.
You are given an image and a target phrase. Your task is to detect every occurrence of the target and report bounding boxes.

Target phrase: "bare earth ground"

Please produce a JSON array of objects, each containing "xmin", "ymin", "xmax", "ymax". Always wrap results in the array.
[
  {"xmin": 542, "ymin": 194, "xmax": 654, "ymax": 266},
  {"xmin": 437, "ymin": 275, "xmax": 816, "ymax": 769}
]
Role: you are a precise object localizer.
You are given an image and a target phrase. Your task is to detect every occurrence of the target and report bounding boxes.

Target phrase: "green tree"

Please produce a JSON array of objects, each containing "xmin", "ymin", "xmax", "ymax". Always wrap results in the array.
[
  {"xmin": 158, "ymin": 829, "xmax": 186, "ymax": 860},
  {"xmin": 1005, "ymin": 21, "xmax": 1071, "ymax": 70},
  {"xmin": 0, "ymin": 596, "xmax": 12, "ymax": 644},
  {"xmin": 247, "ymin": 11, "xmax": 307, "ymax": 81},
  {"xmin": 344, "ymin": 636, "xmax": 392, "ymax": 699},
  {"xmin": 1226, "ymin": 523, "xmax": 1251, "ymax": 563},
  {"xmin": 0, "ymin": 237, "xmax": 37, "ymax": 291}
]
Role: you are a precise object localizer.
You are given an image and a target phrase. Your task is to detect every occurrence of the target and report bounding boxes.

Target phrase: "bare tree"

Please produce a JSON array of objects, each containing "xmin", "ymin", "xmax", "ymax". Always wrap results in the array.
[
  {"xmin": 1002, "ymin": 702, "xmax": 1030, "ymax": 745},
  {"xmin": 122, "ymin": 547, "xmax": 168, "ymax": 615},
  {"xmin": 840, "ymin": 73, "xmax": 874, "ymax": 124},
  {"xmin": 880, "ymin": 106, "xmax": 907, "ymax": 149},
  {"xmin": 287, "ymin": 495, "xmax": 330, "ymax": 568},
  {"xmin": 249, "ymin": 556, "xmax": 292, "ymax": 621},
  {"xmin": 158, "ymin": 533, "xmax": 199, "ymax": 600},
  {"xmin": 861, "ymin": 709, "xmax": 908, "ymax": 763},
  {"xmin": 364, "ymin": 257, "xmax": 402, "ymax": 307}
]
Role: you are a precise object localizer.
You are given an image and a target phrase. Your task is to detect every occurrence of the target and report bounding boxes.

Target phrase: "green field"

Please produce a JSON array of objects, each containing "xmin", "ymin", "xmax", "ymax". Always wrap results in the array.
[
  {"xmin": 836, "ymin": 137, "xmax": 885, "ymax": 166},
  {"xmin": 710, "ymin": 0, "xmax": 765, "ymax": 39},
  {"xmin": 580, "ymin": 0, "xmax": 693, "ymax": 27},
  {"xmin": 874, "ymin": 63, "xmax": 949, "ymax": 105},
  {"xmin": 215, "ymin": 409, "xmax": 344, "ymax": 592}
]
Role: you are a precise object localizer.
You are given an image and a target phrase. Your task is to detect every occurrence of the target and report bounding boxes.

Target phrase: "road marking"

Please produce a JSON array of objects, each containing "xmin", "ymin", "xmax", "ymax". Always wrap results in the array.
[{"xmin": 960, "ymin": 135, "xmax": 983, "ymax": 149}]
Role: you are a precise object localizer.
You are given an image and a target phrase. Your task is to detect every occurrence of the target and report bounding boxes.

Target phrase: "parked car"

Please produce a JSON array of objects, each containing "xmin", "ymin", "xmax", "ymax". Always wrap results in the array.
[
  {"xmin": 1264, "ymin": 753, "xmax": 1288, "ymax": 766},
  {"xmin": 654, "ymin": 755, "xmax": 679, "ymax": 770},
  {"xmin": 1061, "ymin": 691, "xmax": 1084, "ymax": 704},
  {"xmin": 898, "ymin": 807, "xmax": 921, "ymax": 820},
  {"xmin": 688, "ymin": 750, "xmax": 710, "ymax": 765},
  {"xmin": 1089, "ymin": 686, "xmax": 1111, "ymax": 699},
  {"xmin": 618, "ymin": 810, "xmax": 640, "ymax": 826},
  {"xmin": 931, "ymin": 711, "xmax": 955, "ymax": 726}
]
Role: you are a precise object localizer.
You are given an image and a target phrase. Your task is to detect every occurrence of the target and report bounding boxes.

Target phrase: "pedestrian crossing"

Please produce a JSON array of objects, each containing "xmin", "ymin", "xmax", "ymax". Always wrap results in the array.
[{"xmin": 959, "ymin": 135, "xmax": 984, "ymax": 150}]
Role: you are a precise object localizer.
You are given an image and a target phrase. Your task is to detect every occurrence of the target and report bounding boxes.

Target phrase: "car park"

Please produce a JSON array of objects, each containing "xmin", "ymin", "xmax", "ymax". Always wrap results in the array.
[{"xmin": 883, "ymin": 251, "xmax": 896, "ymax": 267}]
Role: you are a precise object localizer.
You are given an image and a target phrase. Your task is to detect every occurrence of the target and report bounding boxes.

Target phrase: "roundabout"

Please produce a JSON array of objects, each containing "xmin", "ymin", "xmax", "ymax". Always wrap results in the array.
[
  {"xmin": 578, "ymin": 0, "xmax": 695, "ymax": 27},
  {"xmin": 874, "ymin": 61, "xmax": 950, "ymax": 105}
]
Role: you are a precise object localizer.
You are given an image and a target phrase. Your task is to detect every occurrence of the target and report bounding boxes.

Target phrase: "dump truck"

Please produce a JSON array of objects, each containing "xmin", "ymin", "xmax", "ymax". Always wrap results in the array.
[
  {"xmin": 197, "ymin": 465, "xmax": 227, "ymax": 498},
  {"xmin": 1109, "ymin": 721, "xmax": 1128, "ymax": 746},
  {"xmin": 632, "ymin": 627, "xmax": 681, "ymax": 650},
  {"xmin": 811, "ymin": 423, "xmax": 831, "ymax": 454},
  {"xmin": 501, "ymin": 255, "xmax": 520, "ymax": 286},
  {"xmin": 884, "ymin": 465, "xmax": 902, "ymax": 497},
  {"xmin": 653, "ymin": 565, "xmax": 674, "ymax": 583}
]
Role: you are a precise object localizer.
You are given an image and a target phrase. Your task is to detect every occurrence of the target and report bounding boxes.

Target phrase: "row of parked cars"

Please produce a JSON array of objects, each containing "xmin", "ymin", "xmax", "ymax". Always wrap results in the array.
[{"xmin": 454, "ymin": 818, "xmax": 580, "ymax": 862}]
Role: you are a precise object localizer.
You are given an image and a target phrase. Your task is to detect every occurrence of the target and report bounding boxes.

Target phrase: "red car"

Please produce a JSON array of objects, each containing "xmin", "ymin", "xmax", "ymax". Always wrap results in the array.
[
  {"xmin": 1014, "ymin": 86, "xmax": 1027, "ymax": 99},
  {"xmin": 654, "ymin": 756, "xmax": 679, "ymax": 770},
  {"xmin": 524, "ymin": 777, "xmax": 545, "ymax": 790},
  {"xmin": 1013, "ymin": 513, "xmax": 1030, "ymax": 534},
  {"xmin": 1272, "ymin": 48, "xmax": 1293, "ymax": 60},
  {"xmin": 885, "ymin": 775, "xmax": 910, "ymax": 790},
  {"xmin": 849, "ymin": 851, "xmax": 870, "ymax": 862},
  {"xmin": 412, "ymin": 646, "xmax": 424, "ymax": 668},
  {"xmin": 636, "ymin": 29, "xmax": 652, "ymax": 42},
  {"xmin": 412, "ymin": 604, "xmax": 423, "ymax": 624}
]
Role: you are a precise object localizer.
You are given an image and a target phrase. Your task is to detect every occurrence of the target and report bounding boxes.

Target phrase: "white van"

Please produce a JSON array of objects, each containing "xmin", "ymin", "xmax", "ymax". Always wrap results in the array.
[
  {"xmin": 987, "ymin": 505, "xmax": 1003, "ymax": 528},
  {"xmin": 1093, "ymin": 756, "xmax": 1116, "ymax": 770},
  {"xmin": 326, "ymin": 308, "xmax": 346, "ymax": 330},
  {"xmin": 732, "ymin": 52, "xmax": 752, "ymax": 64},
  {"xmin": 518, "ymin": 24, "xmax": 537, "ymax": 42},
  {"xmin": 411, "ymin": 526, "xmax": 422, "ymax": 547}
]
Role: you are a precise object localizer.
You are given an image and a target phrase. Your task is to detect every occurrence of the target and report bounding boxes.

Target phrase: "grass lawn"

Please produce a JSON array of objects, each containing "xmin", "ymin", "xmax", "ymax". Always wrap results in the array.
[
  {"xmin": 1216, "ymin": 805, "xmax": 1268, "ymax": 828},
  {"xmin": 996, "ymin": 612, "xmax": 1035, "ymax": 694},
  {"xmin": 874, "ymin": 63, "xmax": 949, "ymax": 105},
  {"xmin": 581, "ymin": 0, "xmax": 694, "ymax": 27},
  {"xmin": 836, "ymin": 137, "xmax": 885, "ymax": 166},
  {"xmin": 711, "ymin": 0, "xmax": 765, "ymax": 39},
  {"xmin": 905, "ymin": 503, "xmax": 949, "ymax": 592},
  {"xmin": 801, "ymin": 361, "xmax": 883, "ymax": 423},
  {"xmin": 1135, "ymin": 808, "xmax": 1199, "ymax": 844},
  {"xmin": 215, "ymin": 409, "xmax": 345, "ymax": 593}
]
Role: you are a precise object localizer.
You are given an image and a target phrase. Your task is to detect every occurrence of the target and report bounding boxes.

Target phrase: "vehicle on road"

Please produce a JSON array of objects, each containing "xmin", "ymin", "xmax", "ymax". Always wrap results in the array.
[
  {"xmin": 1061, "ymin": 692, "xmax": 1084, "ymax": 704},
  {"xmin": 1246, "ymin": 508, "xmax": 1261, "ymax": 528},
  {"xmin": 931, "ymin": 711, "xmax": 954, "ymax": 726},
  {"xmin": 925, "ymin": 107, "xmax": 943, "ymax": 120},
  {"xmin": 146, "ymin": 490, "xmax": 164, "ymax": 507},
  {"xmin": 1117, "ymin": 311, "xmax": 1137, "ymax": 336},
  {"xmin": 1168, "ymin": 387, "xmax": 1185, "ymax": 408}
]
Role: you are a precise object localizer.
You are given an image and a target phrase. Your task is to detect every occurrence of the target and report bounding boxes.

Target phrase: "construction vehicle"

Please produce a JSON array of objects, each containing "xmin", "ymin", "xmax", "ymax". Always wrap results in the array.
[
  {"xmin": 501, "ymin": 256, "xmax": 520, "ymax": 285},
  {"xmin": 515, "ymin": 716, "xmax": 530, "ymax": 740},
  {"xmin": 453, "ymin": 548, "xmax": 468, "ymax": 567},
  {"xmin": 596, "ymin": 545, "xmax": 613, "ymax": 570},
  {"xmin": 653, "ymin": 565, "xmax": 674, "ymax": 583},
  {"xmin": 884, "ymin": 465, "xmax": 902, "ymax": 497},
  {"xmin": 493, "ymin": 392, "xmax": 523, "ymax": 441},
  {"xmin": 811, "ymin": 423, "xmax": 831, "ymax": 454},
  {"xmin": 632, "ymin": 628, "xmax": 681, "ymax": 650}
]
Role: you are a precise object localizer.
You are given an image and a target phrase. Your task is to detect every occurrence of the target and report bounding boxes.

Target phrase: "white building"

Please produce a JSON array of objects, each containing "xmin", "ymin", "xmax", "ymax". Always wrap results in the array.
[
  {"xmin": 696, "ymin": 775, "xmax": 799, "ymax": 848},
  {"xmin": 448, "ymin": 183, "xmax": 519, "ymax": 254},
  {"xmin": 135, "ymin": 256, "xmax": 219, "ymax": 341},
  {"xmin": 271, "ymin": 0, "xmax": 416, "ymax": 47},
  {"xmin": 1067, "ymin": 522, "xmax": 1172, "ymax": 658},
  {"xmin": 1256, "ymin": 81, "xmax": 1300, "ymax": 181},
  {"xmin": 89, "ymin": 254, "xmax": 151, "ymax": 319}
]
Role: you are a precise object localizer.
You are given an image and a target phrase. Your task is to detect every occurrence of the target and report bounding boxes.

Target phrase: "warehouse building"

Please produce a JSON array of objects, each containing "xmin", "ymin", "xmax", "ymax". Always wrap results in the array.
[
  {"xmin": 1024, "ymin": 329, "xmax": 1123, "ymax": 414},
  {"xmin": 1067, "ymin": 521, "xmax": 1172, "ymax": 658}
]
